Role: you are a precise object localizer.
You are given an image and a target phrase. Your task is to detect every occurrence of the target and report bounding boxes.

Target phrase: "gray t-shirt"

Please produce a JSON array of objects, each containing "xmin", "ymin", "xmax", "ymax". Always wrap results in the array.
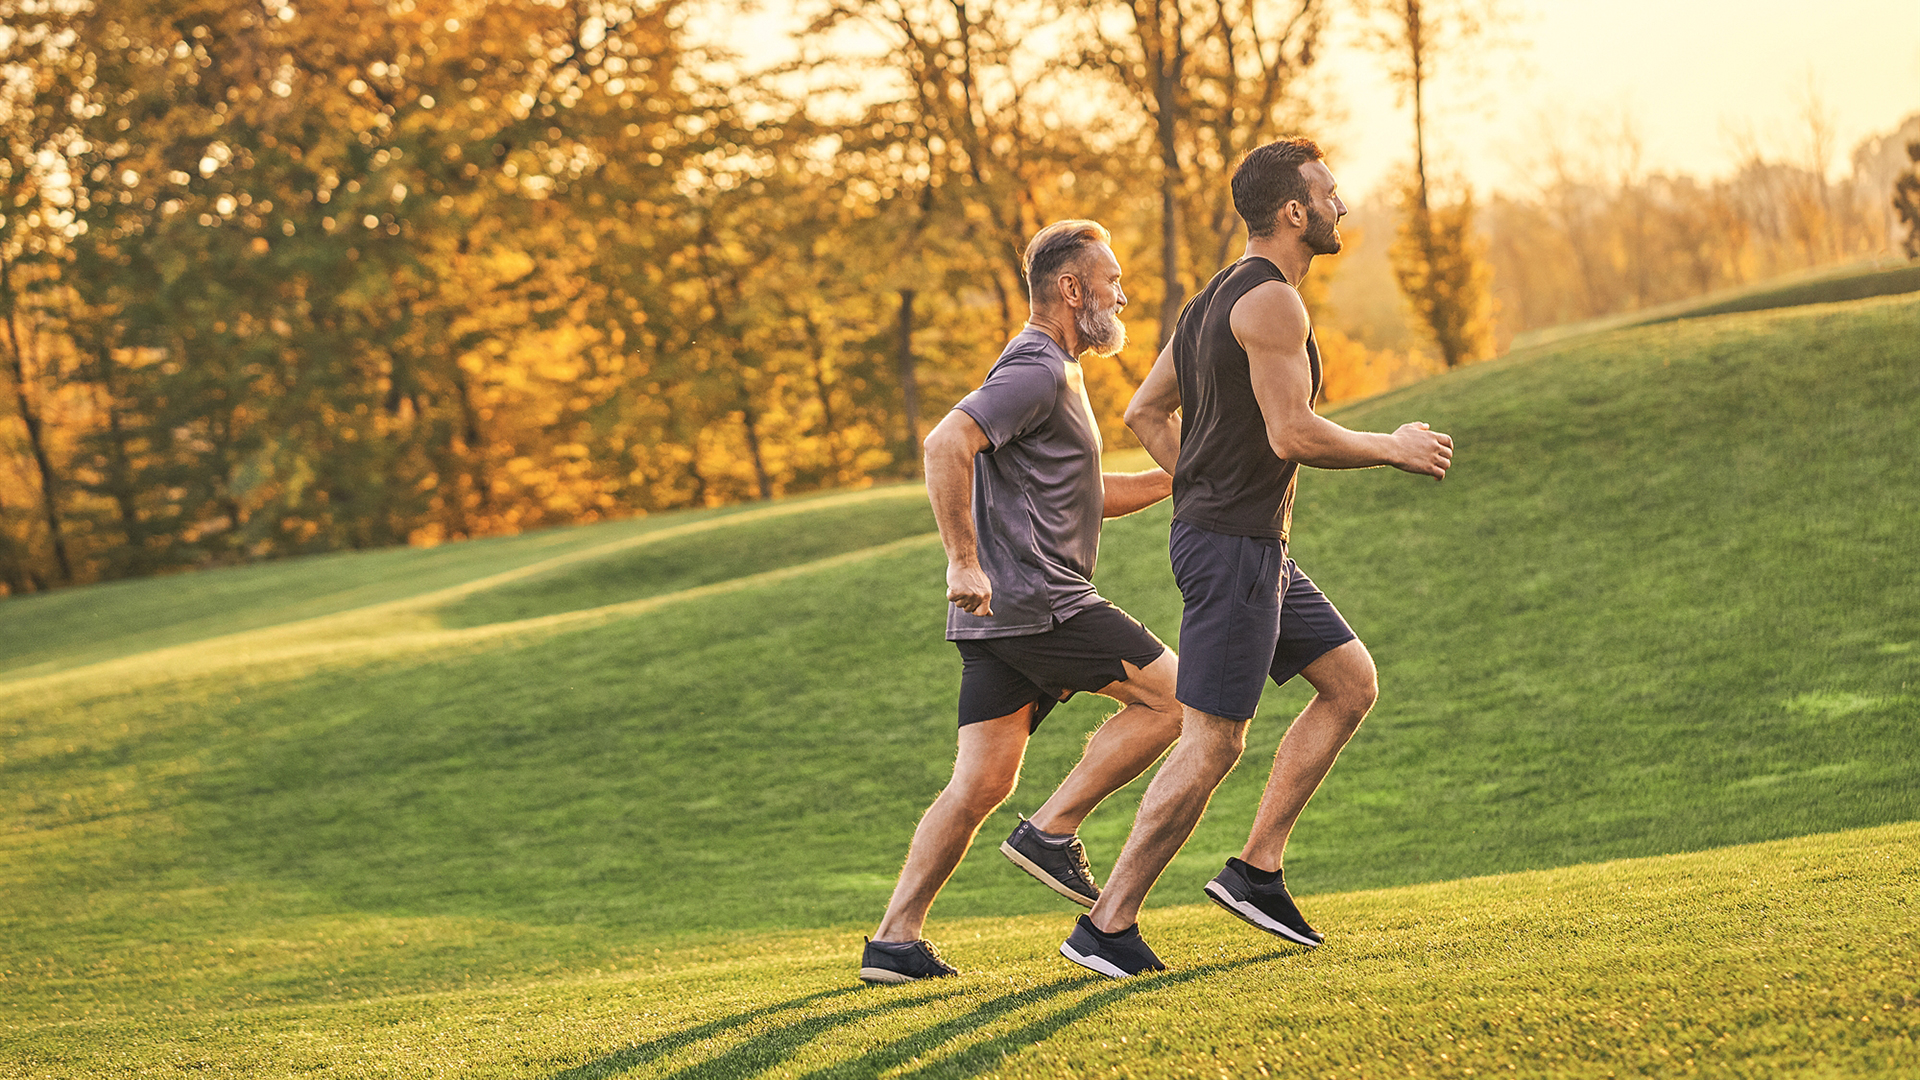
[{"xmin": 947, "ymin": 327, "xmax": 1107, "ymax": 640}]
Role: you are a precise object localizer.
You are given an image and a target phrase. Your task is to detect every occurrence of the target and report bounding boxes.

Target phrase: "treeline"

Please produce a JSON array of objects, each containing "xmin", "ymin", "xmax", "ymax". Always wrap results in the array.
[
  {"xmin": 1324, "ymin": 113, "xmax": 1920, "ymax": 360},
  {"xmin": 2, "ymin": 1, "xmax": 1913, "ymax": 594},
  {"xmin": 1483, "ymin": 113, "xmax": 1915, "ymax": 334},
  {"xmin": 2, "ymin": 0, "xmax": 1347, "ymax": 592}
]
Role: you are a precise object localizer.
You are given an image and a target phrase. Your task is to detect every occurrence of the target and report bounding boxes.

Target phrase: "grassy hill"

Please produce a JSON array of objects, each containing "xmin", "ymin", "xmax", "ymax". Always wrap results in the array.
[
  {"xmin": 1508, "ymin": 257, "xmax": 1920, "ymax": 352},
  {"xmin": 3, "ymin": 293, "xmax": 1918, "ymax": 1077}
]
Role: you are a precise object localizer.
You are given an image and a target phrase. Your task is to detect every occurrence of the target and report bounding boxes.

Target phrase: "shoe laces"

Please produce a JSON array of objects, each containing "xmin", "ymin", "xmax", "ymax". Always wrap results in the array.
[{"xmin": 1066, "ymin": 837, "xmax": 1095, "ymax": 886}]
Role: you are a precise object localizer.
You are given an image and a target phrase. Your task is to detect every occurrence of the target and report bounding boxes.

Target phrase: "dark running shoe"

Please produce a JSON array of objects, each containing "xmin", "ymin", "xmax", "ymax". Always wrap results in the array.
[
  {"xmin": 858, "ymin": 937, "xmax": 959, "ymax": 984},
  {"xmin": 1059, "ymin": 914, "xmax": 1166, "ymax": 978},
  {"xmin": 1204, "ymin": 857, "xmax": 1325, "ymax": 948},
  {"xmin": 999, "ymin": 817, "xmax": 1100, "ymax": 908}
]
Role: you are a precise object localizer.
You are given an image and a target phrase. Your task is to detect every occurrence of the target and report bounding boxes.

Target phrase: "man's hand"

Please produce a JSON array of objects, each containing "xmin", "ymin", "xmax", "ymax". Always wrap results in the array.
[
  {"xmin": 947, "ymin": 563, "xmax": 993, "ymax": 616},
  {"xmin": 1390, "ymin": 422, "xmax": 1454, "ymax": 480}
]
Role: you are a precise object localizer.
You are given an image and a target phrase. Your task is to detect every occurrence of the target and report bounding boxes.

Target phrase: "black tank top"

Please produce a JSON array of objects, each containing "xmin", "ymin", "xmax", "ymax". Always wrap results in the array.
[{"xmin": 1170, "ymin": 256, "xmax": 1321, "ymax": 542}]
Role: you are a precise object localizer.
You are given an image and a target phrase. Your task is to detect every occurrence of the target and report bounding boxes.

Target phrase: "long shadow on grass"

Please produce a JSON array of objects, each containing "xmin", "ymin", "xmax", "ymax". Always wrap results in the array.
[
  {"xmin": 882, "ymin": 953, "xmax": 1288, "ymax": 1080},
  {"xmin": 792, "ymin": 973, "xmax": 1102, "ymax": 1080},
  {"xmin": 547, "ymin": 986, "xmax": 862, "ymax": 1079},
  {"xmin": 594, "ymin": 952, "xmax": 1287, "ymax": 1080},
  {"xmin": 551, "ymin": 983, "xmax": 966, "ymax": 1080}
]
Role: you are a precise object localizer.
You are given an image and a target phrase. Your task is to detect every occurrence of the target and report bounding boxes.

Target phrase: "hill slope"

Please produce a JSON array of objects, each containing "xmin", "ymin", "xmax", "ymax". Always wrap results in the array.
[{"xmin": 3, "ymin": 293, "xmax": 1918, "ymax": 1076}]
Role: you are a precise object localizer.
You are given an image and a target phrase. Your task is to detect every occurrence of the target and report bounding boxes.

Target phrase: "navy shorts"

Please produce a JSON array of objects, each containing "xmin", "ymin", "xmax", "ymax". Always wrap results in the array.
[
  {"xmin": 1169, "ymin": 518, "xmax": 1357, "ymax": 721},
  {"xmin": 954, "ymin": 602, "xmax": 1168, "ymax": 730}
]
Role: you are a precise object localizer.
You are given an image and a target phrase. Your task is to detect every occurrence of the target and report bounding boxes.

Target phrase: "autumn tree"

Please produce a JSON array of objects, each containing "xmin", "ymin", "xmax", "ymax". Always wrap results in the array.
[
  {"xmin": 1070, "ymin": 0, "xmax": 1326, "ymax": 346},
  {"xmin": 1892, "ymin": 142, "xmax": 1920, "ymax": 259},
  {"xmin": 796, "ymin": 0, "xmax": 1131, "ymax": 456},
  {"xmin": 1359, "ymin": 0, "xmax": 1496, "ymax": 367}
]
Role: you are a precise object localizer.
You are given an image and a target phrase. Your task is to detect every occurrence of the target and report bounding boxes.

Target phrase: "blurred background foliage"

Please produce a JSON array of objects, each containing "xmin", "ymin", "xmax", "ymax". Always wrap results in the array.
[{"xmin": 0, "ymin": 0, "xmax": 1914, "ymax": 593}]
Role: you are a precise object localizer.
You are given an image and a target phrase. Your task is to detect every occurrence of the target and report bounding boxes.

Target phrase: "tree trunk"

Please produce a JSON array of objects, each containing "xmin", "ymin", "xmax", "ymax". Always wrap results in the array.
[
  {"xmin": 896, "ymin": 289, "xmax": 922, "ymax": 467},
  {"xmin": 739, "ymin": 385, "xmax": 774, "ymax": 502},
  {"xmin": 1407, "ymin": 0, "xmax": 1430, "ymax": 217},
  {"xmin": 0, "ymin": 489, "xmax": 37, "ymax": 594},
  {"xmin": 1154, "ymin": 18, "xmax": 1186, "ymax": 348},
  {"xmin": 97, "ymin": 345, "xmax": 146, "ymax": 563},
  {"xmin": 0, "ymin": 256, "xmax": 72, "ymax": 583}
]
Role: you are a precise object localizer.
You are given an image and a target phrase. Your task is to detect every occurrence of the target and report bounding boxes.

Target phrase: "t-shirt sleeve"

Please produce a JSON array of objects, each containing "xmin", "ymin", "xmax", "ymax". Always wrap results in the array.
[{"xmin": 953, "ymin": 360, "xmax": 1058, "ymax": 451}]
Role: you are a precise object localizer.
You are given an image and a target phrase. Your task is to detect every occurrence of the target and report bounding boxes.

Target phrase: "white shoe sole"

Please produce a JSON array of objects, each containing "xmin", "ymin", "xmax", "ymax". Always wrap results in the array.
[
  {"xmin": 1000, "ymin": 840, "xmax": 1098, "ymax": 908},
  {"xmin": 1059, "ymin": 939, "xmax": 1133, "ymax": 979},
  {"xmin": 858, "ymin": 966, "xmax": 917, "ymax": 984},
  {"xmin": 1203, "ymin": 880, "xmax": 1323, "ymax": 948}
]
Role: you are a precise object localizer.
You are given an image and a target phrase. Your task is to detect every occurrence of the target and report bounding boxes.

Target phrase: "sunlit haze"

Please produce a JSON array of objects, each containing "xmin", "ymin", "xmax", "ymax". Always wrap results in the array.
[
  {"xmin": 1320, "ymin": 0, "xmax": 1920, "ymax": 198},
  {"xmin": 728, "ymin": 0, "xmax": 1920, "ymax": 200}
]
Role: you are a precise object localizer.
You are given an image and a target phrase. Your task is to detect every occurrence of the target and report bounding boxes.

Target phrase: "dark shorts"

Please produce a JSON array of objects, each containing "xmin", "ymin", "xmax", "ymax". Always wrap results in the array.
[
  {"xmin": 954, "ymin": 602, "xmax": 1168, "ymax": 730},
  {"xmin": 1169, "ymin": 518, "xmax": 1357, "ymax": 722}
]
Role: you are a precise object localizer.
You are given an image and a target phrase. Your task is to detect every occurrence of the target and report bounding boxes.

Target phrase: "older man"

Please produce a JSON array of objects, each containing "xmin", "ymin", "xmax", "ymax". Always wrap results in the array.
[{"xmin": 859, "ymin": 220, "xmax": 1182, "ymax": 984}]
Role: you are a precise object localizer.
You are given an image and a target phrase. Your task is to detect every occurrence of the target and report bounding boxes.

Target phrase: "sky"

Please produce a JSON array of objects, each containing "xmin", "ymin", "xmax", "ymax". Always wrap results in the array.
[
  {"xmin": 1308, "ymin": 0, "xmax": 1920, "ymax": 199},
  {"xmin": 722, "ymin": 0, "xmax": 1920, "ymax": 202}
]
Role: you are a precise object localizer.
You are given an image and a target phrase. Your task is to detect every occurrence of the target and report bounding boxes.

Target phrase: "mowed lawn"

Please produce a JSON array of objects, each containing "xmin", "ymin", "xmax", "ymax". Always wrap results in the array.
[{"xmin": 2, "ymin": 294, "xmax": 1918, "ymax": 1077}]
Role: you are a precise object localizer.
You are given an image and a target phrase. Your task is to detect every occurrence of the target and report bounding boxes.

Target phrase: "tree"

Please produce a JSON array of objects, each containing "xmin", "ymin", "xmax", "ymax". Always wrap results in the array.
[
  {"xmin": 1071, "ymin": 0, "xmax": 1326, "ymax": 347},
  {"xmin": 1360, "ymin": 0, "xmax": 1498, "ymax": 367},
  {"xmin": 1894, "ymin": 142, "xmax": 1920, "ymax": 259}
]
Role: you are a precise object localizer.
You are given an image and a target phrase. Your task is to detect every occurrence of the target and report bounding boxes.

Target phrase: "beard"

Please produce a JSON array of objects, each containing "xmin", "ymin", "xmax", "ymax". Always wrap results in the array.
[
  {"xmin": 1074, "ymin": 294, "xmax": 1128, "ymax": 357},
  {"xmin": 1304, "ymin": 203, "xmax": 1342, "ymax": 255}
]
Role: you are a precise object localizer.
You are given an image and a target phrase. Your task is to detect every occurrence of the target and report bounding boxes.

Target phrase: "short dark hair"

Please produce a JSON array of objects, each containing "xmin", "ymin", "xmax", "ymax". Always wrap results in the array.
[
  {"xmin": 1232, "ymin": 137, "xmax": 1325, "ymax": 238},
  {"xmin": 1023, "ymin": 219, "xmax": 1111, "ymax": 303}
]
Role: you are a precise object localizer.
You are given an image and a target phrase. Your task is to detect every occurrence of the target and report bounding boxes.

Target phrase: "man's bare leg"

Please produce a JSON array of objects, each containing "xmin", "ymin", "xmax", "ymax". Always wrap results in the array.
[
  {"xmin": 1087, "ymin": 707, "xmax": 1249, "ymax": 932},
  {"xmin": 1238, "ymin": 639, "xmax": 1378, "ymax": 872},
  {"xmin": 1027, "ymin": 651, "xmax": 1182, "ymax": 836},
  {"xmin": 873, "ymin": 707, "xmax": 1032, "ymax": 943}
]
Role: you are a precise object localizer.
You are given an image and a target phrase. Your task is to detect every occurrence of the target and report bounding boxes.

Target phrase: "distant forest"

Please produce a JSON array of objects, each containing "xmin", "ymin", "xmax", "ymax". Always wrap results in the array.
[{"xmin": 1, "ymin": 0, "xmax": 1913, "ymax": 593}]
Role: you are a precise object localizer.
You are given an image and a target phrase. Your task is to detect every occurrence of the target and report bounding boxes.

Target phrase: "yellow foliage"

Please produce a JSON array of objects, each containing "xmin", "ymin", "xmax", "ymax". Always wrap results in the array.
[{"xmin": 1315, "ymin": 326, "xmax": 1443, "ymax": 406}]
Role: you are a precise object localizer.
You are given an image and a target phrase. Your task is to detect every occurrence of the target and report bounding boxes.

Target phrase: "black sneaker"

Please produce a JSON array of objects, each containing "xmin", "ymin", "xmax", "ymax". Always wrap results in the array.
[
  {"xmin": 999, "ymin": 817, "xmax": 1100, "ymax": 908},
  {"xmin": 1059, "ymin": 914, "xmax": 1166, "ymax": 978},
  {"xmin": 858, "ymin": 937, "xmax": 959, "ymax": 984},
  {"xmin": 1203, "ymin": 857, "xmax": 1324, "ymax": 947}
]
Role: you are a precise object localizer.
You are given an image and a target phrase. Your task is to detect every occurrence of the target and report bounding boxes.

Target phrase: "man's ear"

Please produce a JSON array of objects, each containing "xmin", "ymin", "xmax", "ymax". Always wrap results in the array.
[
  {"xmin": 1285, "ymin": 199, "xmax": 1306, "ymax": 228},
  {"xmin": 1058, "ymin": 273, "xmax": 1082, "ymax": 307}
]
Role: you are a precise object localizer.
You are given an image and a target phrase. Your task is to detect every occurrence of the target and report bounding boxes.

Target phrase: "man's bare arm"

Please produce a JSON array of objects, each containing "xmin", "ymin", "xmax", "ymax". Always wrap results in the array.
[
  {"xmin": 923, "ymin": 409, "xmax": 995, "ymax": 615},
  {"xmin": 1234, "ymin": 282, "xmax": 1453, "ymax": 479},
  {"xmin": 1123, "ymin": 340, "xmax": 1182, "ymax": 475},
  {"xmin": 1101, "ymin": 468, "xmax": 1172, "ymax": 518}
]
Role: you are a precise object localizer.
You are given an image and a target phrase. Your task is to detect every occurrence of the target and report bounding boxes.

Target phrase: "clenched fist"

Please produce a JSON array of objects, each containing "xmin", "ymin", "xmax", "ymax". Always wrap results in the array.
[
  {"xmin": 946, "ymin": 563, "xmax": 993, "ymax": 616},
  {"xmin": 1391, "ymin": 422, "xmax": 1453, "ymax": 480}
]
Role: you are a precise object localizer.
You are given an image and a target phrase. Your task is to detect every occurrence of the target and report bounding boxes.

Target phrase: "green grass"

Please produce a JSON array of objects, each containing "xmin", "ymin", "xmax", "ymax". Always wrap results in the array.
[
  {"xmin": 5, "ymin": 826, "xmax": 1915, "ymax": 1077},
  {"xmin": 3, "ymin": 294, "xmax": 1919, "ymax": 1075},
  {"xmin": 1509, "ymin": 257, "xmax": 1920, "ymax": 352},
  {"xmin": 0, "ymin": 484, "xmax": 924, "ymax": 679},
  {"xmin": 433, "ymin": 493, "xmax": 934, "ymax": 628}
]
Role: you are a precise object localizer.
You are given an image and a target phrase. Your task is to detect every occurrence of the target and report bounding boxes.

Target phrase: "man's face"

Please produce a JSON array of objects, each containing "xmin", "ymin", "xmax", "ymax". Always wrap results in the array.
[
  {"xmin": 1070, "ymin": 243, "xmax": 1128, "ymax": 357},
  {"xmin": 1300, "ymin": 161, "xmax": 1347, "ymax": 256}
]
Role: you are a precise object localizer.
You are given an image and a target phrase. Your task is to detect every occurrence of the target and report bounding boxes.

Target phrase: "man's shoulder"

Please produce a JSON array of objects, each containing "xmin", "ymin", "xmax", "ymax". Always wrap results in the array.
[
  {"xmin": 997, "ymin": 328, "xmax": 1072, "ymax": 368},
  {"xmin": 1228, "ymin": 278, "xmax": 1309, "ymax": 346},
  {"xmin": 984, "ymin": 332, "xmax": 1070, "ymax": 386}
]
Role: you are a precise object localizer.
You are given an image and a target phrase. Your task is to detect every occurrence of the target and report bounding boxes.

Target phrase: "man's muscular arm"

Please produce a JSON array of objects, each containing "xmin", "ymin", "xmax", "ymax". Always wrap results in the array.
[
  {"xmin": 923, "ymin": 409, "xmax": 994, "ymax": 615},
  {"xmin": 1235, "ymin": 281, "xmax": 1453, "ymax": 479},
  {"xmin": 1101, "ymin": 468, "xmax": 1172, "ymax": 518},
  {"xmin": 1123, "ymin": 339, "xmax": 1182, "ymax": 475}
]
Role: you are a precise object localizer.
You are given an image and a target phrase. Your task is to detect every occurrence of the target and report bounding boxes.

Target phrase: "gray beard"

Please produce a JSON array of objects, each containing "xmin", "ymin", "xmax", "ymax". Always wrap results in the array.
[{"xmin": 1075, "ymin": 300, "xmax": 1128, "ymax": 357}]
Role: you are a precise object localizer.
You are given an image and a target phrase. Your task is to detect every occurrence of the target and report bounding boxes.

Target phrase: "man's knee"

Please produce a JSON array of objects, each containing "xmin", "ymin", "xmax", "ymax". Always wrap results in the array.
[
  {"xmin": 946, "ymin": 771, "xmax": 1018, "ymax": 818},
  {"xmin": 1125, "ymin": 649, "xmax": 1181, "ymax": 715},
  {"xmin": 1182, "ymin": 707, "xmax": 1248, "ymax": 775},
  {"xmin": 1310, "ymin": 640, "xmax": 1378, "ymax": 721}
]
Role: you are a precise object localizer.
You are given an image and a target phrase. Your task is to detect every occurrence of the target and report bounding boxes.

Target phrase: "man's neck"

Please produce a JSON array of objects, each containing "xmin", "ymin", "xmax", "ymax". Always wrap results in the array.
[
  {"xmin": 1024, "ymin": 308, "xmax": 1082, "ymax": 357},
  {"xmin": 1243, "ymin": 235, "xmax": 1311, "ymax": 286}
]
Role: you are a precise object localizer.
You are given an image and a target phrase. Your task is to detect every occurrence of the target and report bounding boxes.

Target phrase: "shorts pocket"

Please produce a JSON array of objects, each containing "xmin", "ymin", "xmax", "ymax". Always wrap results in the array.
[{"xmin": 1244, "ymin": 540, "xmax": 1281, "ymax": 607}]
